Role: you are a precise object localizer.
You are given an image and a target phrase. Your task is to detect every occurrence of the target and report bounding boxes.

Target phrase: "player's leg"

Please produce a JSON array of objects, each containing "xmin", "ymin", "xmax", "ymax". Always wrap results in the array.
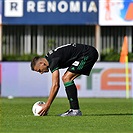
[
  {"xmin": 62, "ymin": 71, "xmax": 80, "ymax": 109},
  {"xmin": 60, "ymin": 46, "xmax": 98, "ymax": 116},
  {"xmin": 60, "ymin": 71, "xmax": 82, "ymax": 116}
]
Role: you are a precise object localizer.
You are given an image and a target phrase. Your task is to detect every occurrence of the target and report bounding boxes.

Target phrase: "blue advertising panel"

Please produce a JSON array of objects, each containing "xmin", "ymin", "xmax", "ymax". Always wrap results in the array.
[
  {"xmin": 2, "ymin": 0, "xmax": 98, "ymax": 25},
  {"xmin": 0, "ymin": 0, "xmax": 2, "ymax": 24},
  {"xmin": 99, "ymin": 0, "xmax": 133, "ymax": 25}
]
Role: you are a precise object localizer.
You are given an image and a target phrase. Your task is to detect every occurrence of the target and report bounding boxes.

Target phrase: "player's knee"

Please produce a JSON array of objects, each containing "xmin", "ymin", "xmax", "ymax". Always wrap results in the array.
[{"xmin": 62, "ymin": 75, "xmax": 71, "ymax": 83}]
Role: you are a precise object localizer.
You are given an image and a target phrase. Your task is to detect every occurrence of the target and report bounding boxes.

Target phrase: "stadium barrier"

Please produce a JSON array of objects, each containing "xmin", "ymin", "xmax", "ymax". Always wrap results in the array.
[{"xmin": 0, "ymin": 62, "xmax": 132, "ymax": 98}]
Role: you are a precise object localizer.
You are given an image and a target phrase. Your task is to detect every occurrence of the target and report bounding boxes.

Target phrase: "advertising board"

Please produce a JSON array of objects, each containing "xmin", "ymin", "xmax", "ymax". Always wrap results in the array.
[
  {"xmin": 3, "ymin": 0, "xmax": 98, "ymax": 25},
  {"xmin": 99, "ymin": 0, "xmax": 133, "ymax": 25},
  {"xmin": 1, "ymin": 62, "xmax": 132, "ymax": 98}
]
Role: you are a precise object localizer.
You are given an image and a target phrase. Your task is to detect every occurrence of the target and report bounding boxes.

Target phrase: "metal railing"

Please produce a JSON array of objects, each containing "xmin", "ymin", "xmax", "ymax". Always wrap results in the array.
[
  {"xmin": 2, "ymin": 25, "xmax": 95, "ymax": 56},
  {"xmin": 2, "ymin": 25, "xmax": 132, "ymax": 57}
]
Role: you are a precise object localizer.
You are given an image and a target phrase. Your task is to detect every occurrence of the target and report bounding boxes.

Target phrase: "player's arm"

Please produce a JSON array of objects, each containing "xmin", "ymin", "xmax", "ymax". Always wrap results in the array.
[
  {"xmin": 39, "ymin": 70, "xmax": 60, "ymax": 115},
  {"xmin": 46, "ymin": 69, "xmax": 60, "ymax": 107}
]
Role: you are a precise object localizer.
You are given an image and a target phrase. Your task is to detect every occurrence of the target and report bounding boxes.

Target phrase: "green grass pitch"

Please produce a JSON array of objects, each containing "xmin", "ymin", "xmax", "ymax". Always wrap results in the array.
[{"xmin": 0, "ymin": 97, "xmax": 133, "ymax": 133}]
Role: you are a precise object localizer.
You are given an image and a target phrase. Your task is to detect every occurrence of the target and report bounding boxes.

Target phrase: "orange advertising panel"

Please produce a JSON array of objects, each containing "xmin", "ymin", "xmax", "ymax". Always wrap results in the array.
[{"xmin": 101, "ymin": 68, "xmax": 131, "ymax": 90}]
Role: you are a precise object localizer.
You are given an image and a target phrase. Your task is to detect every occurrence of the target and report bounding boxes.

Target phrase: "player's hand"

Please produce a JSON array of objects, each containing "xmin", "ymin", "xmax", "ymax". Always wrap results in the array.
[{"xmin": 38, "ymin": 103, "xmax": 50, "ymax": 116}]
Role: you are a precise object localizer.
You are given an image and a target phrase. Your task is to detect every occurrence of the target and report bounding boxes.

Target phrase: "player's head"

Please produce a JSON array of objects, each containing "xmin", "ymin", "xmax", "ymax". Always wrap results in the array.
[
  {"xmin": 31, "ymin": 56, "xmax": 40, "ymax": 70},
  {"xmin": 31, "ymin": 56, "xmax": 49, "ymax": 74}
]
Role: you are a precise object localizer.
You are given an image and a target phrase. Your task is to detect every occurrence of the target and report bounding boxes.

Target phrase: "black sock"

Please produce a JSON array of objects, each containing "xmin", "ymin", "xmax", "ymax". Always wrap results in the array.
[{"xmin": 64, "ymin": 81, "xmax": 79, "ymax": 109}]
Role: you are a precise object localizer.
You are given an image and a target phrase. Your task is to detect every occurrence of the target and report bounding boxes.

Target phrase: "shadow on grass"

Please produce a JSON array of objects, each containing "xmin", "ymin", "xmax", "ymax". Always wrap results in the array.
[
  {"xmin": 48, "ymin": 113, "xmax": 133, "ymax": 117},
  {"xmin": 84, "ymin": 113, "xmax": 133, "ymax": 116}
]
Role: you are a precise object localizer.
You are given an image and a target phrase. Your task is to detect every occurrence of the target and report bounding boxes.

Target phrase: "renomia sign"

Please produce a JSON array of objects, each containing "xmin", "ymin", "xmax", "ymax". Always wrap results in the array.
[
  {"xmin": 27, "ymin": 1, "xmax": 97, "ymax": 13},
  {"xmin": 3, "ymin": 0, "xmax": 98, "ymax": 25}
]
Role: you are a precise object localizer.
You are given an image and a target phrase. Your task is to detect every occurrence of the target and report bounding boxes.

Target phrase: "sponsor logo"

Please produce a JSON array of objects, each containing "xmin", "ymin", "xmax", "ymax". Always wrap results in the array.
[
  {"xmin": 121, "ymin": 0, "xmax": 133, "ymax": 21},
  {"xmin": 99, "ymin": 0, "xmax": 133, "ymax": 25},
  {"xmin": 4, "ymin": 0, "xmax": 97, "ymax": 17},
  {"xmin": 72, "ymin": 61, "xmax": 79, "ymax": 66},
  {"xmin": 26, "ymin": 0, "xmax": 97, "ymax": 13},
  {"xmin": 87, "ymin": 68, "xmax": 131, "ymax": 90},
  {"xmin": 4, "ymin": 0, "xmax": 23, "ymax": 17},
  {"xmin": 101, "ymin": 68, "xmax": 131, "ymax": 90}
]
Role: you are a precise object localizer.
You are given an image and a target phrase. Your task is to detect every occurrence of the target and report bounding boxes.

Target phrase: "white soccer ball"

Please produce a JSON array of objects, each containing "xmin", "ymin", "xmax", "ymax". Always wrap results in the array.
[{"xmin": 32, "ymin": 101, "xmax": 45, "ymax": 116}]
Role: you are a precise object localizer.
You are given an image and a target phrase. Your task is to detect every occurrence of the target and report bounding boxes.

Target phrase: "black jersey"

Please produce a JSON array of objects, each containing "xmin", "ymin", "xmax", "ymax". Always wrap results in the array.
[{"xmin": 45, "ymin": 43, "xmax": 98, "ymax": 74}]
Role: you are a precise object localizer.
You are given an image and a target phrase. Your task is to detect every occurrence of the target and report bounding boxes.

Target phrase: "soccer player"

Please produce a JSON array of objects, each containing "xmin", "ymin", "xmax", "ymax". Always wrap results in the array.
[{"xmin": 31, "ymin": 43, "xmax": 99, "ymax": 116}]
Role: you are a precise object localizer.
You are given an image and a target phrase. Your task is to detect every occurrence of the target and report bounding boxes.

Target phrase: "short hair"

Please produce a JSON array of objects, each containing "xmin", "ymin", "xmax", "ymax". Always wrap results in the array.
[{"xmin": 31, "ymin": 56, "xmax": 41, "ymax": 71}]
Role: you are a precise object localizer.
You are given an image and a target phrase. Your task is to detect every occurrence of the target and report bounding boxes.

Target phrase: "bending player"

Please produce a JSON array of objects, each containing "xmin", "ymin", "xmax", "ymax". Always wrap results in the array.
[{"xmin": 31, "ymin": 43, "xmax": 99, "ymax": 116}]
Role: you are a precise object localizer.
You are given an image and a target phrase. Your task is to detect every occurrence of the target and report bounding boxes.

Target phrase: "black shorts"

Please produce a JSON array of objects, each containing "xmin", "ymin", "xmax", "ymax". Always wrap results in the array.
[{"xmin": 67, "ymin": 46, "xmax": 98, "ymax": 76}]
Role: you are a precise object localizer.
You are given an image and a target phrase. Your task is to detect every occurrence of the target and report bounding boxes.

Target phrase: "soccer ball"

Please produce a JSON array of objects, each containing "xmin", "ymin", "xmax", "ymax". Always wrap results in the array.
[{"xmin": 32, "ymin": 101, "xmax": 45, "ymax": 116}]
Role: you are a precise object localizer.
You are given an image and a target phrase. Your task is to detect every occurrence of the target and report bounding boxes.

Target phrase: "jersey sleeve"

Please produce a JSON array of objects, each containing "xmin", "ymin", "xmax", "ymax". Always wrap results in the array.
[{"xmin": 49, "ymin": 57, "xmax": 60, "ymax": 73}]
